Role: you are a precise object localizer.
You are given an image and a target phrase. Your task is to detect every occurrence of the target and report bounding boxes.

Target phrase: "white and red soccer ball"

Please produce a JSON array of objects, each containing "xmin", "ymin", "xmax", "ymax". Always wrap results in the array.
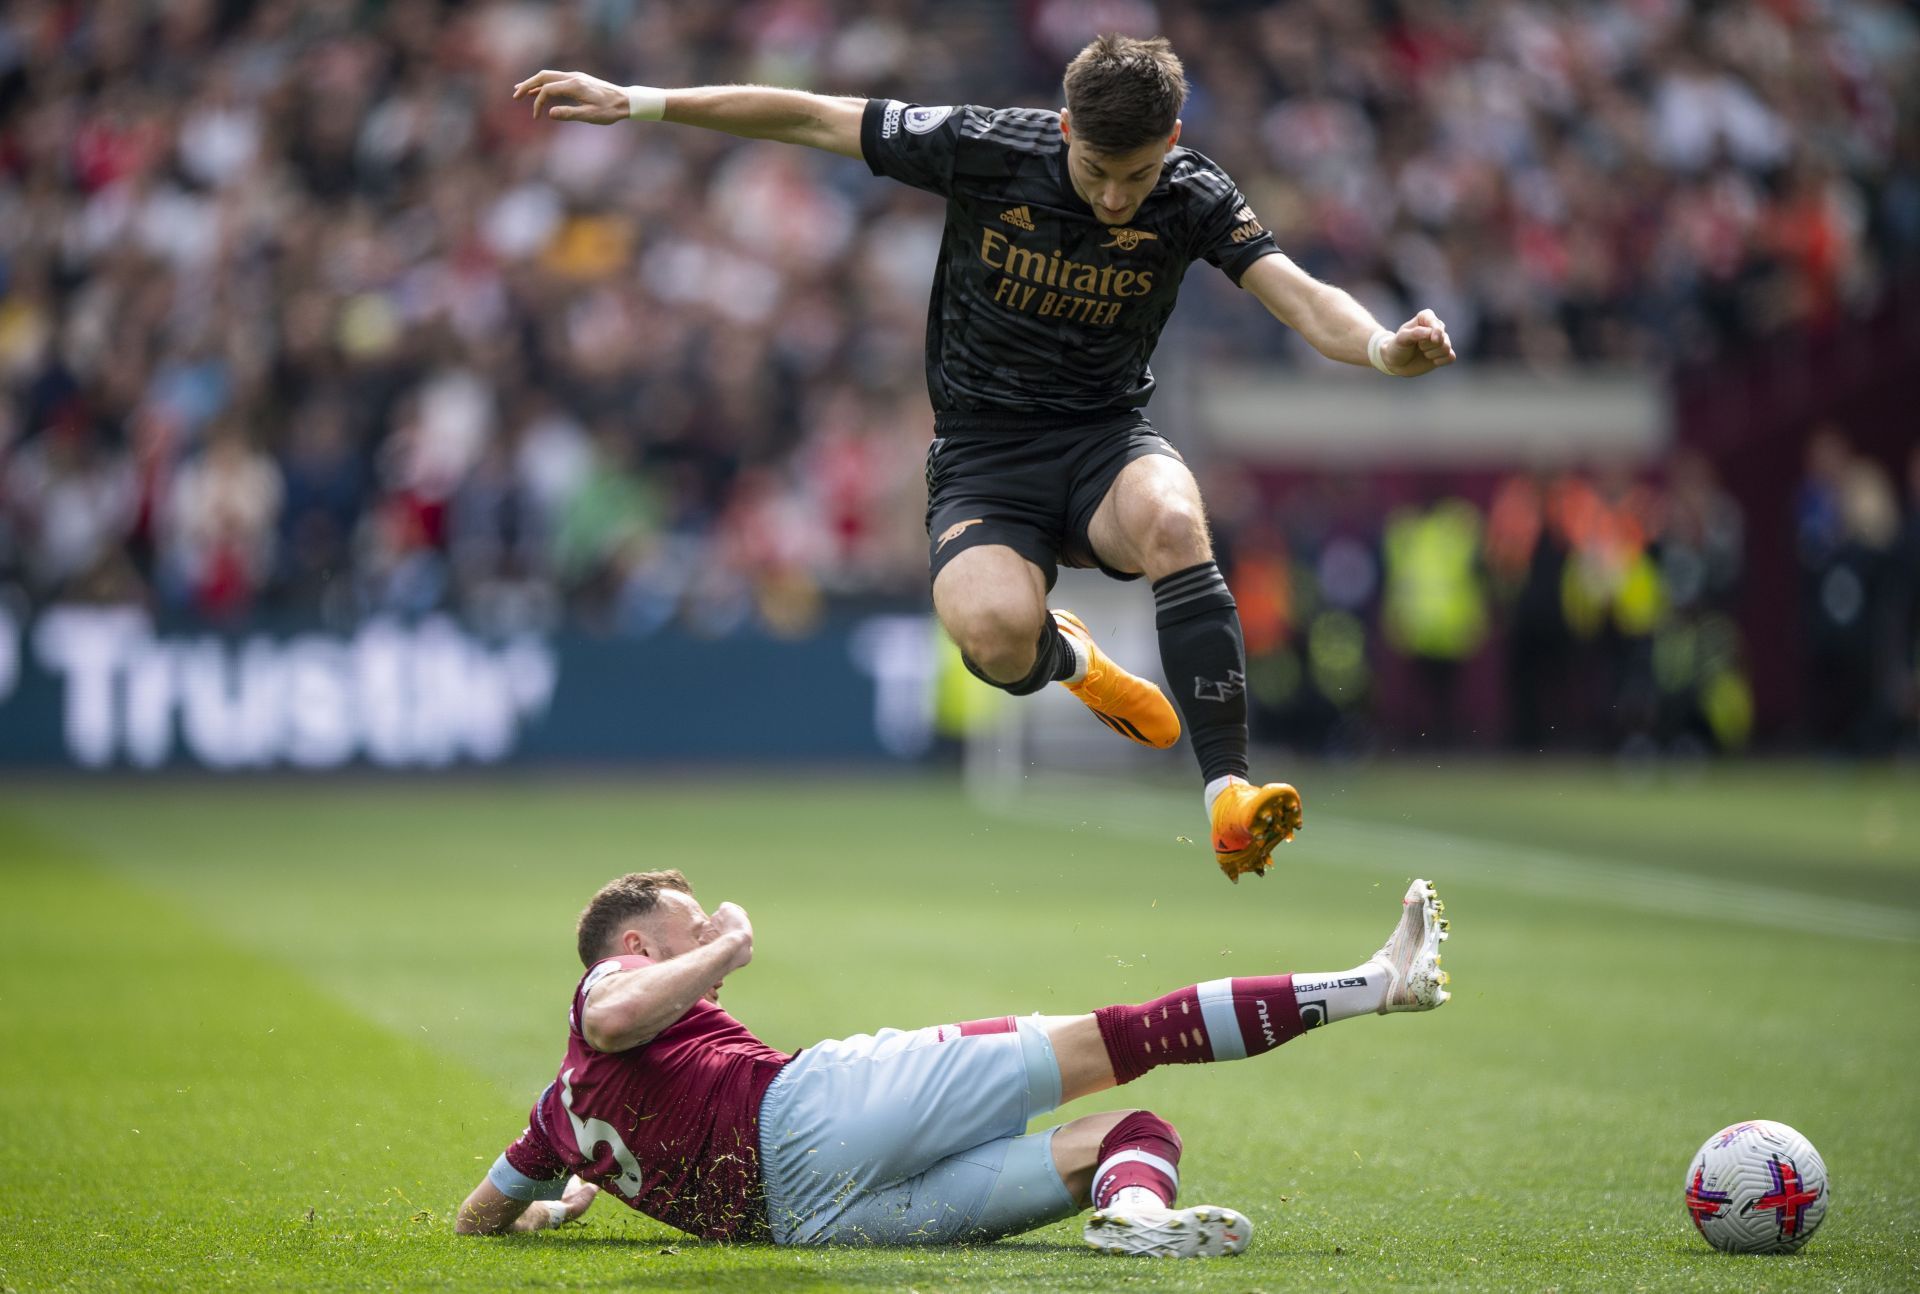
[{"xmin": 1684, "ymin": 1120, "xmax": 1828, "ymax": 1254}]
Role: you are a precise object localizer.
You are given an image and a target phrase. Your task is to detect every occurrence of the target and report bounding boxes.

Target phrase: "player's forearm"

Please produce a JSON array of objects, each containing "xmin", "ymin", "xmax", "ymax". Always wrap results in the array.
[
  {"xmin": 1283, "ymin": 282, "xmax": 1388, "ymax": 368},
  {"xmin": 456, "ymin": 1184, "xmax": 529, "ymax": 1235},
  {"xmin": 581, "ymin": 933, "xmax": 748, "ymax": 1051},
  {"xmin": 663, "ymin": 86, "xmax": 864, "ymax": 155},
  {"xmin": 454, "ymin": 1196, "xmax": 561, "ymax": 1235},
  {"xmin": 457, "ymin": 1175, "xmax": 597, "ymax": 1234},
  {"xmin": 508, "ymin": 1201, "xmax": 566, "ymax": 1232}
]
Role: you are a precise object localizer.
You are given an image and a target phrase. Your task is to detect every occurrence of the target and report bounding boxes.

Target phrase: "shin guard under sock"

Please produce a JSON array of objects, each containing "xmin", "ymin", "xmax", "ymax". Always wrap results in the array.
[
  {"xmin": 1151, "ymin": 563, "xmax": 1250, "ymax": 783},
  {"xmin": 1092, "ymin": 1111, "xmax": 1183, "ymax": 1210},
  {"xmin": 1092, "ymin": 976, "xmax": 1305, "ymax": 1086}
]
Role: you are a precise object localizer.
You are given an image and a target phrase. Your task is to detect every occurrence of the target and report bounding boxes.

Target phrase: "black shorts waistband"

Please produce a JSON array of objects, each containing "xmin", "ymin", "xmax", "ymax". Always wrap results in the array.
[{"xmin": 933, "ymin": 407, "xmax": 1149, "ymax": 437}]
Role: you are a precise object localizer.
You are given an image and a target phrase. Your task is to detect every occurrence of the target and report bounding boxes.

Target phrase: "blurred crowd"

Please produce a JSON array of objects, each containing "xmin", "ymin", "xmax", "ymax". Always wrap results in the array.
[
  {"xmin": 0, "ymin": 0, "xmax": 1915, "ymax": 748},
  {"xmin": 1163, "ymin": 0, "xmax": 1920, "ymax": 368},
  {"xmin": 1211, "ymin": 434, "xmax": 1920, "ymax": 755},
  {"xmin": 1795, "ymin": 428, "xmax": 1920, "ymax": 754}
]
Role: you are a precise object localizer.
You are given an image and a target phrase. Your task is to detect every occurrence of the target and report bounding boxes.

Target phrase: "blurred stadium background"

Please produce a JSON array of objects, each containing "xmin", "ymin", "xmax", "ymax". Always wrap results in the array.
[
  {"xmin": 1, "ymin": 2, "xmax": 1917, "ymax": 1290},
  {"xmin": 0, "ymin": 0, "xmax": 1916, "ymax": 768}
]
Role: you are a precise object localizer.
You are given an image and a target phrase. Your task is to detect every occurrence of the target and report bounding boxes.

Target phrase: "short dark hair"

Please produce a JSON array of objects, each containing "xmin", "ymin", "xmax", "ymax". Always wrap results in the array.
[
  {"xmin": 1062, "ymin": 34, "xmax": 1189, "ymax": 154},
  {"xmin": 575, "ymin": 870, "xmax": 692, "ymax": 967}
]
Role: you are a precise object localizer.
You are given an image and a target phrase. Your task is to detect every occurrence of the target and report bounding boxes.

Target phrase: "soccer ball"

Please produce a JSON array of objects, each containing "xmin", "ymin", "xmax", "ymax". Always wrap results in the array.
[{"xmin": 1684, "ymin": 1120, "xmax": 1828, "ymax": 1254}]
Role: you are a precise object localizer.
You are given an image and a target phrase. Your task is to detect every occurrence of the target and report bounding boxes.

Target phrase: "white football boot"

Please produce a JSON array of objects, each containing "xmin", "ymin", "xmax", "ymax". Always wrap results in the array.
[
  {"xmin": 1083, "ymin": 1203, "xmax": 1252, "ymax": 1258},
  {"xmin": 1374, "ymin": 878, "xmax": 1450, "ymax": 1012}
]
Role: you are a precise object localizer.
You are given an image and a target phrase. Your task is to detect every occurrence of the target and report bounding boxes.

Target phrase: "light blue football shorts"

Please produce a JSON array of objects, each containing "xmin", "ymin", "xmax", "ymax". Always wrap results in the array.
[{"xmin": 757, "ymin": 1018, "xmax": 1079, "ymax": 1246}]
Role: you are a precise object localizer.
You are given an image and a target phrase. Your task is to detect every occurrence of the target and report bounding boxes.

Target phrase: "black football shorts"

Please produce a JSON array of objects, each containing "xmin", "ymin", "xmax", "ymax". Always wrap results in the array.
[{"xmin": 924, "ymin": 415, "xmax": 1185, "ymax": 590}]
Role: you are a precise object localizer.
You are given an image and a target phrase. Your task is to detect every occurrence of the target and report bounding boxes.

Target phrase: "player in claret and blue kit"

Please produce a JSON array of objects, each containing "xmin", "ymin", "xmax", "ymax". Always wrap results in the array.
[
  {"xmin": 513, "ymin": 37, "xmax": 1457, "ymax": 881},
  {"xmin": 454, "ymin": 870, "xmax": 1450, "ymax": 1254}
]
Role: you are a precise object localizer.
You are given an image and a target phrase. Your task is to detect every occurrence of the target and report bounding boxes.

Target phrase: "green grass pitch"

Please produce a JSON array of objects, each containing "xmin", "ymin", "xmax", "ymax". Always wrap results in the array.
[{"xmin": 1, "ymin": 764, "xmax": 1916, "ymax": 1291}]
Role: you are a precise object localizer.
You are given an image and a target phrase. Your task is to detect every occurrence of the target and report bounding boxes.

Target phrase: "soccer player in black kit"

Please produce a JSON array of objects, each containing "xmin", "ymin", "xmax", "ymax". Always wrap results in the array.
[{"xmin": 515, "ymin": 36, "xmax": 1456, "ymax": 881}]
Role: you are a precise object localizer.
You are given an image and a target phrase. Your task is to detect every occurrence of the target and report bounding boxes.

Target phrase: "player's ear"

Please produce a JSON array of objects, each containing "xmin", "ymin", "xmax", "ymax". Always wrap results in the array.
[
  {"xmin": 1059, "ymin": 109, "xmax": 1072, "ymax": 142},
  {"xmin": 1166, "ymin": 120, "xmax": 1181, "ymax": 151}
]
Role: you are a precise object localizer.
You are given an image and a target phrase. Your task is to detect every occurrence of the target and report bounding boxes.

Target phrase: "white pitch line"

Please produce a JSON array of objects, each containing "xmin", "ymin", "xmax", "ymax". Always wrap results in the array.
[{"xmin": 978, "ymin": 775, "xmax": 1920, "ymax": 946}]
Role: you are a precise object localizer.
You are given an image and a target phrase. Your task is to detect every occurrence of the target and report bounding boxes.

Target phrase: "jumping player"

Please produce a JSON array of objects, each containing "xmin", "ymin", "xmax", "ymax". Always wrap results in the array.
[
  {"xmin": 454, "ymin": 869, "xmax": 1451, "ymax": 1254},
  {"xmin": 512, "ymin": 38, "xmax": 1457, "ymax": 880}
]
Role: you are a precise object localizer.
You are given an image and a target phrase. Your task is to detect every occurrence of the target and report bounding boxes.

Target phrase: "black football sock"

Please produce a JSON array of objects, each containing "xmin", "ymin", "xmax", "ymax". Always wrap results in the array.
[
  {"xmin": 1153, "ymin": 562, "xmax": 1250, "ymax": 784},
  {"xmin": 961, "ymin": 618, "xmax": 1075, "ymax": 696}
]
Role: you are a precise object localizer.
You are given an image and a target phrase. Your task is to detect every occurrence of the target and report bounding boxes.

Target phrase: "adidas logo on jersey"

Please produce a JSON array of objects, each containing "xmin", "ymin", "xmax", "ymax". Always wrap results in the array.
[{"xmin": 999, "ymin": 205, "xmax": 1036, "ymax": 231}]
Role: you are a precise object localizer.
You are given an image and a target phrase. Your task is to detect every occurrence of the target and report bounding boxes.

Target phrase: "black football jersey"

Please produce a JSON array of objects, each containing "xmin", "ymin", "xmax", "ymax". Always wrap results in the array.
[{"xmin": 861, "ymin": 98, "xmax": 1280, "ymax": 430}]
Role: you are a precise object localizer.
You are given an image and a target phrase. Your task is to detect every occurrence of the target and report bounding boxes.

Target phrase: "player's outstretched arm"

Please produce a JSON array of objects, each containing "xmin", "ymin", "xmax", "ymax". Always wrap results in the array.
[
  {"xmin": 1241, "ymin": 253, "xmax": 1456, "ymax": 378},
  {"xmin": 455, "ymin": 1175, "xmax": 599, "ymax": 1236},
  {"xmin": 511, "ymin": 71, "xmax": 865, "ymax": 159}
]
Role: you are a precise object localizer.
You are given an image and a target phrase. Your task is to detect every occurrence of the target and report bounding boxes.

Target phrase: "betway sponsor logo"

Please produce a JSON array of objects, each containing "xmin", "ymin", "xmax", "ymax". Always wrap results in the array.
[{"xmin": 977, "ymin": 227, "xmax": 1154, "ymax": 326}]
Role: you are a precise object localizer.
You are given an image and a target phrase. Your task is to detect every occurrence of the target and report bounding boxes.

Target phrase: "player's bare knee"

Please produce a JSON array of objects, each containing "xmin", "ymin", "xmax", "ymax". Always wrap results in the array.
[
  {"xmin": 951, "ymin": 602, "xmax": 1043, "ymax": 679},
  {"xmin": 1138, "ymin": 498, "xmax": 1211, "ymax": 575},
  {"xmin": 1051, "ymin": 1109, "xmax": 1146, "ymax": 1204}
]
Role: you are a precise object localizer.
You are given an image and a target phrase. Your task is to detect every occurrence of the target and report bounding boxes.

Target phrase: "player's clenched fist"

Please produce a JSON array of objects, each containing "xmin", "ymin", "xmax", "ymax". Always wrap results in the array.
[
  {"xmin": 1379, "ymin": 308, "xmax": 1457, "ymax": 377},
  {"xmin": 551, "ymin": 1175, "xmax": 600, "ymax": 1226},
  {"xmin": 707, "ymin": 901, "xmax": 754, "ymax": 970},
  {"xmin": 512, "ymin": 69, "xmax": 631, "ymax": 124}
]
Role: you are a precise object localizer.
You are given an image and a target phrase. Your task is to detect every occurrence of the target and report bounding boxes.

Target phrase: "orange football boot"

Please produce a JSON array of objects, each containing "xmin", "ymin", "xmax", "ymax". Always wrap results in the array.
[
  {"xmin": 1209, "ymin": 777, "xmax": 1304, "ymax": 882},
  {"xmin": 1052, "ymin": 610, "xmax": 1180, "ymax": 749}
]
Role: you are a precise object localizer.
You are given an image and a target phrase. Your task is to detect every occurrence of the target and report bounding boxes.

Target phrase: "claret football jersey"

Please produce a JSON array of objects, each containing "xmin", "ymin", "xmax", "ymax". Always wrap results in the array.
[
  {"xmin": 499, "ymin": 954, "xmax": 792, "ymax": 1240},
  {"xmin": 861, "ymin": 98, "xmax": 1280, "ymax": 429}
]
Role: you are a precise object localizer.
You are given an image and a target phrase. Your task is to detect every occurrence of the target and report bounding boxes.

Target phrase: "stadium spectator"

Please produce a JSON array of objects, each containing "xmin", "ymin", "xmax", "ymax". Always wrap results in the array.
[
  {"xmin": 1798, "ymin": 427, "xmax": 1903, "ymax": 753},
  {"xmin": 1381, "ymin": 498, "xmax": 1487, "ymax": 747},
  {"xmin": 4, "ymin": 421, "xmax": 134, "ymax": 601},
  {"xmin": 0, "ymin": 0, "xmax": 1913, "ymax": 750},
  {"xmin": 1486, "ymin": 471, "xmax": 1570, "ymax": 750},
  {"xmin": 161, "ymin": 421, "xmax": 283, "ymax": 620},
  {"xmin": 277, "ymin": 395, "xmax": 370, "ymax": 614},
  {"xmin": 1653, "ymin": 450, "xmax": 1750, "ymax": 753},
  {"xmin": 1898, "ymin": 445, "xmax": 1920, "ymax": 749}
]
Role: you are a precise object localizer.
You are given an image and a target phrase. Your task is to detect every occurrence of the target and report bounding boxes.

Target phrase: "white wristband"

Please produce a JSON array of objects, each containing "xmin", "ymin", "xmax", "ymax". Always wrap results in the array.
[
  {"xmin": 625, "ymin": 85, "xmax": 667, "ymax": 122},
  {"xmin": 1367, "ymin": 328, "xmax": 1399, "ymax": 376},
  {"xmin": 540, "ymin": 1199, "xmax": 569, "ymax": 1228}
]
